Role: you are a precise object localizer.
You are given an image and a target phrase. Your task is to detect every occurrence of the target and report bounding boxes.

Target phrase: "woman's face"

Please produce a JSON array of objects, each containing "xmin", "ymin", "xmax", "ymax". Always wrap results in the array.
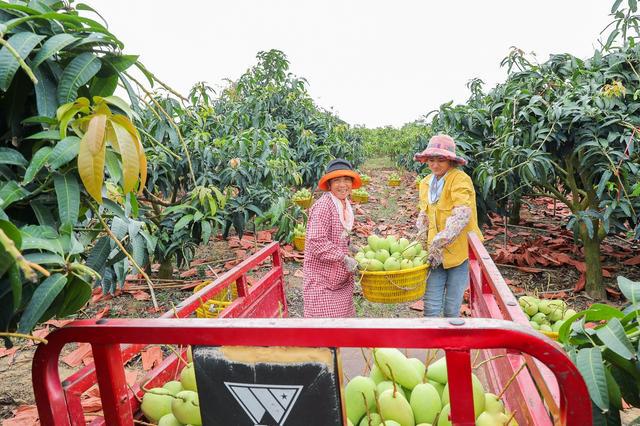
[
  {"xmin": 426, "ymin": 157, "xmax": 453, "ymax": 178},
  {"xmin": 329, "ymin": 176, "xmax": 353, "ymax": 200}
]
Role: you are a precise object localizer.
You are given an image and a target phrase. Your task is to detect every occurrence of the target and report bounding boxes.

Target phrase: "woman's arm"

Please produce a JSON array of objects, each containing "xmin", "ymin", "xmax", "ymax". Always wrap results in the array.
[{"xmin": 306, "ymin": 201, "xmax": 347, "ymax": 263}]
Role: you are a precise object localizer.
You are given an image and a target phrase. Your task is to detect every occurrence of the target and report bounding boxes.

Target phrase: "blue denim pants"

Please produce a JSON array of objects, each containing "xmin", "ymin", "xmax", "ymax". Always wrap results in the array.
[{"xmin": 423, "ymin": 260, "xmax": 469, "ymax": 317}]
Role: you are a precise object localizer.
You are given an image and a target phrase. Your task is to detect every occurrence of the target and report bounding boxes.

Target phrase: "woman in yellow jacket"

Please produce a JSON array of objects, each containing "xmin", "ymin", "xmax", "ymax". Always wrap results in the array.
[{"xmin": 415, "ymin": 134, "xmax": 483, "ymax": 317}]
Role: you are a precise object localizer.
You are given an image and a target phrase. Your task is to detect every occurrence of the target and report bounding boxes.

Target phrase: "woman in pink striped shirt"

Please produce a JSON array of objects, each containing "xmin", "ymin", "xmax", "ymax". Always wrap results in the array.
[{"xmin": 303, "ymin": 159, "xmax": 362, "ymax": 318}]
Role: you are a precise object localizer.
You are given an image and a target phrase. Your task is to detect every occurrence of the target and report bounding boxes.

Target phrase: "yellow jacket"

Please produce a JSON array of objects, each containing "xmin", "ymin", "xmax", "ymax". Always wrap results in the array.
[{"xmin": 418, "ymin": 168, "xmax": 483, "ymax": 268}]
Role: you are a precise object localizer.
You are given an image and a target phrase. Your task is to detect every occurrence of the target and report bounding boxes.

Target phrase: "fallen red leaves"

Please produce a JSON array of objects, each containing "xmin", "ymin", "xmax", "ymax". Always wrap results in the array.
[
  {"xmin": 3, "ymin": 405, "xmax": 40, "ymax": 426},
  {"xmin": 62, "ymin": 343, "xmax": 92, "ymax": 368},
  {"xmin": 141, "ymin": 346, "xmax": 163, "ymax": 371}
]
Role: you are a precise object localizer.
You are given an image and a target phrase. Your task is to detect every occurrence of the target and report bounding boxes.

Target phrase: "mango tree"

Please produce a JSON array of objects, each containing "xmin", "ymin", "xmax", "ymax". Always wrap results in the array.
[
  {"xmin": 425, "ymin": 1, "xmax": 640, "ymax": 299},
  {"xmin": 0, "ymin": 1, "xmax": 156, "ymax": 343}
]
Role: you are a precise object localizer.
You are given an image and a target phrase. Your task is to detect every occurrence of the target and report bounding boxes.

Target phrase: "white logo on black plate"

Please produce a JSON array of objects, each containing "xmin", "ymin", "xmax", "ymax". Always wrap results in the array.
[{"xmin": 224, "ymin": 382, "xmax": 303, "ymax": 425}]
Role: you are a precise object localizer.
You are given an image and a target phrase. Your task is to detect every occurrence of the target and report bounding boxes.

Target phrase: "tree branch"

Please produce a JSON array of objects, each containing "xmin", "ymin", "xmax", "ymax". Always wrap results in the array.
[{"xmin": 91, "ymin": 204, "xmax": 159, "ymax": 310}]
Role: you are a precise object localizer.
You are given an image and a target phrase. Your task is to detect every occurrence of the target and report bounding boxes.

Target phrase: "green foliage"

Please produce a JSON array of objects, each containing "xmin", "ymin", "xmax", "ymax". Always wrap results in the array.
[
  {"xmin": 139, "ymin": 50, "xmax": 364, "ymax": 258},
  {"xmin": 403, "ymin": 1, "xmax": 640, "ymax": 297},
  {"xmin": 0, "ymin": 0, "xmax": 152, "ymax": 343},
  {"xmin": 354, "ymin": 122, "xmax": 432, "ymax": 161},
  {"xmin": 558, "ymin": 276, "xmax": 640, "ymax": 423}
]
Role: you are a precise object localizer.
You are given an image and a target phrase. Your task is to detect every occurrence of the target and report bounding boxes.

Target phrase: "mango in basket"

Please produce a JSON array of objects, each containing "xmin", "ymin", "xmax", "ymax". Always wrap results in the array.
[{"xmin": 357, "ymin": 234, "xmax": 427, "ymax": 271}]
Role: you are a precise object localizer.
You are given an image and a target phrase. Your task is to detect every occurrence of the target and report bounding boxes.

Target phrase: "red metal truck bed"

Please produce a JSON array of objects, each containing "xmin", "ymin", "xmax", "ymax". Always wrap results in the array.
[{"xmin": 31, "ymin": 237, "xmax": 591, "ymax": 425}]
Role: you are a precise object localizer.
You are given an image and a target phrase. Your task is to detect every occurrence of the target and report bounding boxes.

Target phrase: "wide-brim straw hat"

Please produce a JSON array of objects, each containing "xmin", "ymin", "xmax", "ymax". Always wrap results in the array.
[
  {"xmin": 413, "ymin": 134, "xmax": 468, "ymax": 166},
  {"xmin": 318, "ymin": 159, "xmax": 362, "ymax": 191}
]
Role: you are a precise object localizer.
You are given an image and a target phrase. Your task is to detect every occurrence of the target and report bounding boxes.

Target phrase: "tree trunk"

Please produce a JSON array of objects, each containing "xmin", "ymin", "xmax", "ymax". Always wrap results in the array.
[
  {"xmin": 580, "ymin": 224, "xmax": 606, "ymax": 300},
  {"xmin": 158, "ymin": 257, "xmax": 174, "ymax": 279},
  {"xmin": 509, "ymin": 198, "xmax": 522, "ymax": 225}
]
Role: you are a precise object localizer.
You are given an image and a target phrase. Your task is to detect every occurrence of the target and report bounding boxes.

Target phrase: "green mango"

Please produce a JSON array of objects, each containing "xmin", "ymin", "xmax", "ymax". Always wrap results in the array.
[
  {"xmin": 367, "ymin": 259, "xmax": 384, "ymax": 271},
  {"xmin": 377, "ymin": 381, "xmax": 406, "ymax": 399},
  {"xmin": 441, "ymin": 374, "xmax": 485, "ymax": 419},
  {"xmin": 370, "ymin": 364, "xmax": 386, "ymax": 384},
  {"xmin": 410, "ymin": 383, "xmax": 441, "ymax": 424},
  {"xmin": 374, "ymin": 348, "xmax": 421, "ymax": 390},
  {"xmin": 426, "ymin": 358, "xmax": 447, "ymax": 385},
  {"xmin": 345, "ymin": 376, "xmax": 377, "ymax": 425},
  {"xmin": 437, "ymin": 404, "xmax": 451, "ymax": 426},
  {"xmin": 551, "ymin": 320, "xmax": 565, "ymax": 332},
  {"xmin": 384, "ymin": 257, "xmax": 401, "ymax": 271},
  {"xmin": 428, "ymin": 380, "xmax": 445, "ymax": 399},
  {"xmin": 484, "ymin": 393, "xmax": 504, "ymax": 414},
  {"xmin": 368, "ymin": 235, "xmax": 381, "ymax": 251},
  {"xmin": 378, "ymin": 389, "xmax": 415, "ymax": 426},
  {"xmin": 408, "ymin": 358, "xmax": 426, "ymax": 382},
  {"xmin": 359, "ymin": 412, "xmax": 382, "ymax": 426},
  {"xmin": 376, "ymin": 249, "xmax": 391, "ymax": 263}
]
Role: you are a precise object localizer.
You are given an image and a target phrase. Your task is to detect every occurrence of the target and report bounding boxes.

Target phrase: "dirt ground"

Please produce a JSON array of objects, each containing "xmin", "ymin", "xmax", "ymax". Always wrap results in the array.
[{"xmin": 1, "ymin": 157, "xmax": 639, "ymax": 424}]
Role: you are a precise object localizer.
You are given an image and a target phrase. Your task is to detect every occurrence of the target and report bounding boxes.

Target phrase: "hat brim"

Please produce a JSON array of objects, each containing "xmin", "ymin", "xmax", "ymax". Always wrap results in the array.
[
  {"xmin": 414, "ymin": 148, "xmax": 467, "ymax": 166},
  {"xmin": 318, "ymin": 170, "xmax": 362, "ymax": 191}
]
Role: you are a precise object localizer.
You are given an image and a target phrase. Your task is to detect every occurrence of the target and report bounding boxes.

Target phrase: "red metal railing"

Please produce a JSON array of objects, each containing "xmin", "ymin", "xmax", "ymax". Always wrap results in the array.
[
  {"xmin": 57, "ymin": 241, "xmax": 285, "ymax": 425},
  {"xmin": 33, "ymin": 318, "xmax": 591, "ymax": 426},
  {"xmin": 467, "ymin": 233, "xmax": 562, "ymax": 425}
]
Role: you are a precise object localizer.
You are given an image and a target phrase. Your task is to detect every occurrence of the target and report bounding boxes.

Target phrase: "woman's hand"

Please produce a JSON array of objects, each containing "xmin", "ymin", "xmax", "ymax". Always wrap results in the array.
[
  {"xmin": 343, "ymin": 255, "xmax": 359, "ymax": 272},
  {"xmin": 416, "ymin": 211, "xmax": 427, "ymax": 236}
]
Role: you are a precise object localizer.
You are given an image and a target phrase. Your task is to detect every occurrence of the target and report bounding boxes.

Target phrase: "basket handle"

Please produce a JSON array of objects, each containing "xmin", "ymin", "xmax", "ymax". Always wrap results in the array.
[{"xmin": 383, "ymin": 269, "xmax": 431, "ymax": 291}]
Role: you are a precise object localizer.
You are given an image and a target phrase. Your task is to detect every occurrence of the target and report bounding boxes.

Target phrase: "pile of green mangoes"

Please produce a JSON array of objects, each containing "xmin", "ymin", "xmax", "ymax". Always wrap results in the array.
[
  {"xmin": 294, "ymin": 223, "xmax": 306, "ymax": 237},
  {"xmin": 345, "ymin": 348, "xmax": 517, "ymax": 426},
  {"xmin": 353, "ymin": 188, "xmax": 370, "ymax": 198},
  {"xmin": 389, "ymin": 173, "xmax": 401, "ymax": 181},
  {"xmin": 355, "ymin": 235, "xmax": 428, "ymax": 272},
  {"xmin": 140, "ymin": 348, "xmax": 201, "ymax": 426},
  {"xmin": 518, "ymin": 296, "xmax": 576, "ymax": 333},
  {"xmin": 292, "ymin": 188, "xmax": 312, "ymax": 201}
]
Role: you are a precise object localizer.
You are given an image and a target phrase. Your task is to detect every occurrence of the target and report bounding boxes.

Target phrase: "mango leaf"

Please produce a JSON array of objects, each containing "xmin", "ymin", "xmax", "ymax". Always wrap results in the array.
[
  {"xmin": 89, "ymin": 74, "xmax": 119, "ymax": 97},
  {"xmin": 0, "ymin": 32, "xmax": 46, "ymax": 91},
  {"xmin": 111, "ymin": 114, "xmax": 146, "ymax": 192},
  {"xmin": 101, "ymin": 198, "xmax": 126, "ymax": 219},
  {"xmin": 110, "ymin": 119, "xmax": 139, "ymax": 193},
  {"xmin": 54, "ymin": 173, "xmax": 80, "ymax": 226},
  {"xmin": 26, "ymin": 129, "xmax": 60, "ymax": 140},
  {"xmin": 604, "ymin": 367, "xmax": 622, "ymax": 410},
  {"xmin": 17, "ymin": 273, "xmax": 67, "ymax": 334},
  {"xmin": 33, "ymin": 66, "xmax": 58, "ymax": 118},
  {"xmin": 610, "ymin": 364, "xmax": 640, "ymax": 406},
  {"xmin": 7, "ymin": 264, "xmax": 22, "ymax": 314},
  {"xmin": 85, "ymin": 236, "xmax": 111, "ymax": 272},
  {"xmin": 617, "ymin": 276, "xmax": 640, "ymax": 303},
  {"xmin": 48, "ymin": 136, "xmax": 80, "ymax": 170},
  {"xmin": 102, "ymin": 95, "xmax": 135, "ymax": 119},
  {"xmin": 595, "ymin": 318, "xmax": 635, "ymax": 360},
  {"xmin": 0, "ymin": 148, "xmax": 28, "ymax": 167},
  {"xmin": 174, "ymin": 214, "xmax": 193, "ymax": 232},
  {"xmin": 57, "ymin": 276, "xmax": 91, "ymax": 317},
  {"xmin": 104, "ymin": 54, "xmax": 138, "ymax": 72},
  {"xmin": 23, "ymin": 252, "xmax": 65, "ymax": 266},
  {"xmin": 130, "ymin": 233, "xmax": 147, "ymax": 267},
  {"xmin": 20, "ymin": 225, "xmax": 58, "ymax": 240},
  {"xmin": 21, "ymin": 236, "xmax": 63, "ymax": 255},
  {"xmin": 0, "ymin": 181, "xmax": 30, "ymax": 209},
  {"xmin": 57, "ymin": 52, "xmax": 102, "ymax": 104},
  {"xmin": 22, "ymin": 146, "xmax": 52, "ymax": 184},
  {"xmin": 30, "ymin": 33, "xmax": 77, "ymax": 69},
  {"xmin": 77, "ymin": 114, "xmax": 107, "ymax": 202},
  {"xmin": 30, "ymin": 200, "xmax": 55, "ymax": 227},
  {"xmin": 576, "ymin": 347, "xmax": 609, "ymax": 412},
  {"xmin": 201, "ymin": 220, "xmax": 212, "ymax": 244},
  {"xmin": 20, "ymin": 115, "xmax": 57, "ymax": 126}
]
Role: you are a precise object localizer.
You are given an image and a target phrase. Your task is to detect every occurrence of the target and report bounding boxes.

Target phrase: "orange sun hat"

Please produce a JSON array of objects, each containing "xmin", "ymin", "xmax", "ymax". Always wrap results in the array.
[{"xmin": 317, "ymin": 159, "xmax": 362, "ymax": 191}]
